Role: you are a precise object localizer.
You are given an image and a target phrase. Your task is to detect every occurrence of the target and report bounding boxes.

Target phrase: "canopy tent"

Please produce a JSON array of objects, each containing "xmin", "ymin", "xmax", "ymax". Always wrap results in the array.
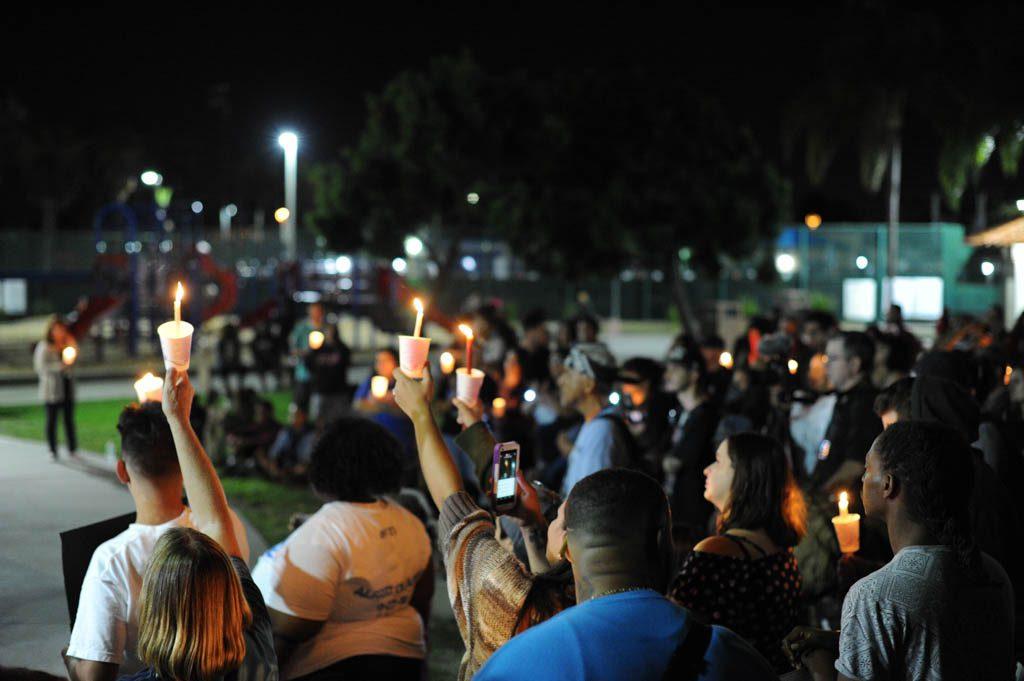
[{"xmin": 966, "ymin": 216, "xmax": 1024, "ymax": 326}]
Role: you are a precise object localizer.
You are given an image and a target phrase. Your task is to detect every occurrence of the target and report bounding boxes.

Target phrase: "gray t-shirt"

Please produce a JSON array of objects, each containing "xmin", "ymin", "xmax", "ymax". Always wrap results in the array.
[{"xmin": 837, "ymin": 545, "xmax": 1015, "ymax": 681}]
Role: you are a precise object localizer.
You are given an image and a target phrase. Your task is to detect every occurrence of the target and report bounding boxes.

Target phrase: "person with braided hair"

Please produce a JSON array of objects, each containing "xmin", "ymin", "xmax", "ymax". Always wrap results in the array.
[{"xmin": 783, "ymin": 421, "xmax": 1016, "ymax": 680}]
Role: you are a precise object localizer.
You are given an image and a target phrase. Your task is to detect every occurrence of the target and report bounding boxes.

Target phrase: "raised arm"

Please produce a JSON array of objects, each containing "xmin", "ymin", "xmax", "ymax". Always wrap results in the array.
[
  {"xmin": 162, "ymin": 368, "xmax": 241, "ymax": 558},
  {"xmin": 392, "ymin": 365, "xmax": 464, "ymax": 509}
]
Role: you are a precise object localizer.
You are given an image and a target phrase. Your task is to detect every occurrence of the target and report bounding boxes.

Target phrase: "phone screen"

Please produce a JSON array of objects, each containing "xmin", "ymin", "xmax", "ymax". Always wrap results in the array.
[{"xmin": 495, "ymin": 447, "xmax": 518, "ymax": 501}]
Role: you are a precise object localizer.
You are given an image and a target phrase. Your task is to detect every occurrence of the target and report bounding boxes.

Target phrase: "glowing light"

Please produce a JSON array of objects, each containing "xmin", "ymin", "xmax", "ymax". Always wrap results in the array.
[
  {"xmin": 62, "ymin": 346, "xmax": 77, "ymax": 365},
  {"xmin": 336, "ymin": 255, "xmax": 353, "ymax": 274},
  {"xmin": 775, "ymin": 253, "xmax": 797, "ymax": 275},
  {"xmin": 339, "ymin": 277, "xmax": 353, "ymax": 291},
  {"xmin": 719, "ymin": 351, "xmax": 734, "ymax": 370},
  {"xmin": 1017, "ymin": 199, "xmax": 1024, "ymax": 212},
  {"xmin": 371, "ymin": 375, "xmax": 390, "ymax": 400},
  {"xmin": 1005, "ymin": 366, "xmax": 1013, "ymax": 386},
  {"xmin": 308, "ymin": 330, "xmax": 325, "ymax": 350},
  {"xmin": 278, "ymin": 131, "xmax": 298, "ymax": 153},
  {"xmin": 466, "ymin": 192, "xmax": 480, "ymax": 205},
  {"xmin": 140, "ymin": 170, "xmax": 162, "ymax": 186},
  {"xmin": 458, "ymin": 323, "xmax": 474, "ymax": 341},
  {"xmin": 981, "ymin": 261, "xmax": 995, "ymax": 277},
  {"xmin": 804, "ymin": 213, "xmax": 822, "ymax": 230},
  {"xmin": 440, "ymin": 352, "xmax": 456, "ymax": 375},
  {"xmin": 196, "ymin": 240, "xmax": 212, "ymax": 254},
  {"xmin": 492, "ymin": 397, "xmax": 507, "ymax": 418},
  {"xmin": 392, "ymin": 257, "xmax": 407, "ymax": 274},
  {"xmin": 134, "ymin": 373, "xmax": 163, "ymax": 403},
  {"xmin": 191, "ymin": 201, "xmax": 203, "ymax": 214},
  {"xmin": 404, "ymin": 236, "xmax": 424, "ymax": 257},
  {"xmin": 609, "ymin": 391, "xmax": 621, "ymax": 406},
  {"xmin": 274, "ymin": 207, "xmax": 290, "ymax": 224},
  {"xmin": 461, "ymin": 255, "xmax": 477, "ymax": 272},
  {"xmin": 523, "ymin": 388, "xmax": 537, "ymax": 403},
  {"xmin": 856, "ymin": 256, "xmax": 869, "ymax": 270},
  {"xmin": 412, "ymin": 298, "xmax": 425, "ymax": 338},
  {"xmin": 225, "ymin": 204, "xmax": 238, "ymax": 218},
  {"xmin": 838, "ymin": 491, "xmax": 849, "ymax": 517},
  {"xmin": 788, "ymin": 359, "xmax": 799, "ymax": 375}
]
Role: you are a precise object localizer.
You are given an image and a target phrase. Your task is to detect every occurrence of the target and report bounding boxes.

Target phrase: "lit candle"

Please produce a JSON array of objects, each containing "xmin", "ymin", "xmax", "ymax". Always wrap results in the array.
[
  {"xmin": 1005, "ymin": 366, "xmax": 1013, "ymax": 386},
  {"xmin": 174, "ymin": 282, "xmax": 184, "ymax": 332},
  {"xmin": 492, "ymin": 397, "xmax": 507, "ymax": 418},
  {"xmin": 458, "ymin": 324, "xmax": 475, "ymax": 373},
  {"xmin": 62, "ymin": 346, "xmax": 77, "ymax": 366},
  {"xmin": 371, "ymin": 375, "xmax": 389, "ymax": 400},
  {"xmin": 719, "ymin": 351, "xmax": 734, "ymax": 370},
  {"xmin": 413, "ymin": 298, "xmax": 425, "ymax": 338},
  {"xmin": 308, "ymin": 330, "xmax": 325, "ymax": 350},
  {"xmin": 134, "ymin": 372, "xmax": 164, "ymax": 403},
  {"xmin": 788, "ymin": 359, "xmax": 799, "ymax": 375},
  {"xmin": 832, "ymin": 490, "xmax": 860, "ymax": 554},
  {"xmin": 440, "ymin": 351, "xmax": 456, "ymax": 375}
]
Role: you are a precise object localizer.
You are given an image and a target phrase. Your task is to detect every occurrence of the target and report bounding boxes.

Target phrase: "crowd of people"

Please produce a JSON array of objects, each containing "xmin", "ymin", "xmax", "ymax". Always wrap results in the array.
[{"xmin": 24, "ymin": 298, "xmax": 1024, "ymax": 680}]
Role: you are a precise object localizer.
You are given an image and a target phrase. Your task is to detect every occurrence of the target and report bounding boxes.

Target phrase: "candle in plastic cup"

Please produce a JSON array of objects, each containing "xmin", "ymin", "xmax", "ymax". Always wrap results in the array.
[
  {"xmin": 832, "ymin": 491, "xmax": 860, "ymax": 554},
  {"xmin": 398, "ymin": 335, "xmax": 432, "ymax": 378},
  {"xmin": 492, "ymin": 397, "xmax": 507, "ymax": 418},
  {"xmin": 440, "ymin": 351, "xmax": 456, "ymax": 375},
  {"xmin": 456, "ymin": 367, "xmax": 485, "ymax": 406},
  {"xmin": 157, "ymin": 321, "xmax": 195, "ymax": 371},
  {"xmin": 309, "ymin": 330, "xmax": 325, "ymax": 350},
  {"xmin": 788, "ymin": 359, "xmax": 799, "ymax": 375},
  {"xmin": 371, "ymin": 375, "xmax": 389, "ymax": 400},
  {"xmin": 134, "ymin": 373, "xmax": 164, "ymax": 403},
  {"xmin": 62, "ymin": 346, "xmax": 77, "ymax": 366},
  {"xmin": 718, "ymin": 351, "xmax": 733, "ymax": 370}
]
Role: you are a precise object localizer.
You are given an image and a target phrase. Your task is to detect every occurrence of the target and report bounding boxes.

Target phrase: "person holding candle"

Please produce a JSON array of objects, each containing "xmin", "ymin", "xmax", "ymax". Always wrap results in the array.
[
  {"xmin": 669, "ymin": 432, "xmax": 806, "ymax": 673},
  {"xmin": 34, "ymin": 316, "xmax": 78, "ymax": 460},
  {"xmin": 783, "ymin": 421, "xmax": 1015, "ymax": 680},
  {"xmin": 289, "ymin": 302, "xmax": 328, "ymax": 411}
]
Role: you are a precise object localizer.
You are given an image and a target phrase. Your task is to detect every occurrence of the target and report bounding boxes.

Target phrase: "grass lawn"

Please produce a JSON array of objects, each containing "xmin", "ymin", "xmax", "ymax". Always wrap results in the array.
[{"xmin": 0, "ymin": 394, "xmax": 465, "ymax": 679}]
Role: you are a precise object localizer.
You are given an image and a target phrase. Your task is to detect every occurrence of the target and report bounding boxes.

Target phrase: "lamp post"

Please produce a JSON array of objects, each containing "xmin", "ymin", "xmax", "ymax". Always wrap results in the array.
[{"xmin": 278, "ymin": 132, "xmax": 298, "ymax": 261}]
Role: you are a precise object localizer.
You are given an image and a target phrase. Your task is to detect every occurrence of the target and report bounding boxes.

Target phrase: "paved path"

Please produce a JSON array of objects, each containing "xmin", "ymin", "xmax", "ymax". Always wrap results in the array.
[{"xmin": 0, "ymin": 436, "xmax": 267, "ymax": 677}]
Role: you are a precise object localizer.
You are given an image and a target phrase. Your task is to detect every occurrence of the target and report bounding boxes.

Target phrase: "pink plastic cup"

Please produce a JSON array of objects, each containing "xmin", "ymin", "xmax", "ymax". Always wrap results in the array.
[
  {"xmin": 456, "ymin": 367, "xmax": 485, "ymax": 405},
  {"xmin": 157, "ymin": 321, "xmax": 194, "ymax": 371}
]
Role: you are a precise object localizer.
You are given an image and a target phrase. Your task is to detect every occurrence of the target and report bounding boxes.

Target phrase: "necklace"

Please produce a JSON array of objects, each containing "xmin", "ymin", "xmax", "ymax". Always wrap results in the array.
[{"xmin": 593, "ymin": 585, "xmax": 655, "ymax": 600}]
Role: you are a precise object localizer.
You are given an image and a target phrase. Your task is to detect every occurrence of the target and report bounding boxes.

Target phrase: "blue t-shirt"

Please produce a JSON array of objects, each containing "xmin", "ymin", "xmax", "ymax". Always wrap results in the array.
[
  {"xmin": 560, "ymin": 407, "xmax": 630, "ymax": 496},
  {"xmin": 475, "ymin": 590, "xmax": 775, "ymax": 681}
]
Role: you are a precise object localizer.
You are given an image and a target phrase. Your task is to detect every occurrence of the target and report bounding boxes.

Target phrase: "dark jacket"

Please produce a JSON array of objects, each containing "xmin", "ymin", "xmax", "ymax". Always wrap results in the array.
[{"xmin": 810, "ymin": 381, "xmax": 881, "ymax": 489}]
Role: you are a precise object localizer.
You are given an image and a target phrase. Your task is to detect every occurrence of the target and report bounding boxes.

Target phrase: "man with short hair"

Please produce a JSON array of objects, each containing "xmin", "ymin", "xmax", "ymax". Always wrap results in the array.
[
  {"xmin": 63, "ymin": 402, "xmax": 249, "ymax": 681},
  {"xmin": 289, "ymin": 302, "xmax": 327, "ymax": 411},
  {"xmin": 871, "ymin": 375, "xmax": 913, "ymax": 428},
  {"xmin": 476, "ymin": 468, "xmax": 776, "ymax": 680},
  {"xmin": 810, "ymin": 332, "xmax": 881, "ymax": 492},
  {"xmin": 557, "ymin": 343, "xmax": 631, "ymax": 496},
  {"xmin": 785, "ymin": 421, "xmax": 1015, "ymax": 680}
]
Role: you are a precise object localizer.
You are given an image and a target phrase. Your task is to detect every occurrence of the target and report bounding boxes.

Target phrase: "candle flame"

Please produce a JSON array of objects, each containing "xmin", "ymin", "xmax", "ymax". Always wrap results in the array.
[
  {"xmin": 175, "ymin": 282, "xmax": 184, "ymax": 303},
  {"xmin": 62, "ymin": 346, "xmax": 77, "ymax": 364},
  {"xmin": 719, "ymin": 351, "xmax": 734, "ymax": 369},
  {"xmin": 838, "ymin": 491, "xmax": 849, "ymax": 515},
  {"xmin": 1005, "ymin": 366, "xmax": 1013, "ymax": 386},
  {"xmin": 788, "ymin": 359, "xmax": 799, "ymax": 375},
  {"xmin": 458, "ymin": 323, "xmax": 474, "ymax": 340},
  {"xmin": 440, "ymin": 351, "xmax": 455, "ymax": 374},
  {"xmin": 493, "ymin": 397, "xmax": 506, "ymax": 409},
  {"xmin": 413, "ymin": 297, "xmax": 423, "ymax": 313}
]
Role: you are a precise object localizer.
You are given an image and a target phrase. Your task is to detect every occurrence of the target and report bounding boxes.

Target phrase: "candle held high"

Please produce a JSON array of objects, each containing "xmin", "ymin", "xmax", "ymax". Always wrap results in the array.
[
  {"xmin": 158, "ymin": 281, "xmax": 194, "ymax": 370},
  {"xmin": 134, "ymin": 373, "xmax": 164, "ymax": 403},
  {"xmin": 62, "ymin": 346, "xmax": 77, "ymax": 366},
  {"xmin": 398, "ymin": 297, "xmax": 431, "ymax": 378},
  {"xmin": 831, "ymin": 490, "xmax": 860, "ymax": 554},
  {"xmin": 371, "ymin": 375, "xmax": 390, "ymax": 400},
  {"xmin": 455, "ymin": 323, "xmax": 484, "ymax": 405}
]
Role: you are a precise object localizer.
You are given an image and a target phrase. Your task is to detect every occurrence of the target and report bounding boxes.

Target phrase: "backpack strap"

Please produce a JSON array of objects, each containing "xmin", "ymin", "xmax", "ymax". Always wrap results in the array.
[{"xmin": 661, "ymin": 617, "xmax": 713, "ymax": 680}]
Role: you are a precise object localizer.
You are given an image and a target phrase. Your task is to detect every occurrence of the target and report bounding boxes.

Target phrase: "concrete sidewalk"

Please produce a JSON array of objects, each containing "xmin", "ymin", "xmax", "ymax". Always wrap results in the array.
[{"xmin": 0, "ymin": 436, "xmax": 267, "ymax": 677}]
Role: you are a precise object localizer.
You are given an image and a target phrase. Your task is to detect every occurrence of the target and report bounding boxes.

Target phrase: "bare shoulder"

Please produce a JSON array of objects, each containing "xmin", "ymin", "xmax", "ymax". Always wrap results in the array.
[{"xmin": 693, "ymin": 535, "xmax": 746, "ymax": 558}]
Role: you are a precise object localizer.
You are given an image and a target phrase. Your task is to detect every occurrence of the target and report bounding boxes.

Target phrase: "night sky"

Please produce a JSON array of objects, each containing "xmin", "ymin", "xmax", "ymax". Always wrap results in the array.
[{"xmin": 3, "ymin": 4, "xmax": 1023, "ymax": 230}]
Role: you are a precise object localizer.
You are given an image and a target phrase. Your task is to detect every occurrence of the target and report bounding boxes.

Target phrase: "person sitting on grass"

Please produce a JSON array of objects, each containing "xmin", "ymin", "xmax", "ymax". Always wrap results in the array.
[
  {"xmin": 251, "ymin": 417, "xmax": 434, "ymax": 681},
  {"xmin": 64, "ymin": 401, "xmax": 249, "ymax": 681},
  {"xmin": 783, "ymin": 421, "xmax": 1015, "ymax": 680},
  {"xmin": 475, "ymin": 468, "xmax": 777, "ymax": 681},
  {"xmin": 117, "ymin": 369, "xmax": 276, "ymax": 681},
  {"xmin": 393, "ymin": 366, "xmax": 576, "ymax": 681}
]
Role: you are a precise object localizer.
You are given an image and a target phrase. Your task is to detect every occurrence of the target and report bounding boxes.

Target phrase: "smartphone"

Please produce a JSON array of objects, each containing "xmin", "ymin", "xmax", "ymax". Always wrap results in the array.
[{"xmin": 492, "ymin": 441, "xmax": 521, "ymax": 512}]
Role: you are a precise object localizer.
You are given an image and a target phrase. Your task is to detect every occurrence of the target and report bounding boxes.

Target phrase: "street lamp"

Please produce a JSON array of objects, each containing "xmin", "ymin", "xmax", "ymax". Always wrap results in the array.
[
  {"xmin": 274, "ymin": 207, "xmax": 290, "ymax": 224},
  {"xmin": 278, "ymin": 131, "xmax": 299, "ymax": 261},
  {"xmin": 140, "ymin": 170, "xmax": 163, "ymax": 187}
]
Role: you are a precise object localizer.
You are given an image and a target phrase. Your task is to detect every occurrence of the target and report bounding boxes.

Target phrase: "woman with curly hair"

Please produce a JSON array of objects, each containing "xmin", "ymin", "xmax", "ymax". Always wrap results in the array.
[
  {"xmin": 668, "ymin": 432, "xmax": 806, "ymax": 672},
  {"xmin": 252, "ymin": 417, "xmax": 432, "ymax": 681},
  {"xmin": 784, "ymin": 421, "xmax": 1016, "ymax": 680}
]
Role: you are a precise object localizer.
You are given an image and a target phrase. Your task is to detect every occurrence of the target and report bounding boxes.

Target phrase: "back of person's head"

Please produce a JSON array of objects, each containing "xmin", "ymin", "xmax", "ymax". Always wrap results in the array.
[
  {"xmin": 913, "ymin": 350, "xmax": 974, "ymax": 393},
  {"xmin": 308, "ymin": 416, "xmax": 403, "ymax": 501},
  {"xmin": 719, "ymin": 433, "xmax": 806, "ymax": 547},
  {"xmin": 873, "ymin": 421, "xmax": 980, "ymax": 574},
  {"xmin": 621, "ymin": 357, "xmax": 663, "ymax": 386},
  {"xmin": 803, "ymin": 310, "xmax": 838, "ymax": 333},
  {"xmin": 522, "ymin": 307, "xmax": 547, "ymax": 332},
  {"xmin": 138, "ymin": 527, "xmax": 251, "ymax": 681},
  {"xmin": 839, "ymin": 331, "xmax": 875, "ymax": 378},
  {"xmin": 910, "ymin": 375, "xmax": 980, "ymax": 442},
  {"xmin": 874, "ymin": 376, "xmax": 914, "ymax": 421},
  {"xmin": 117, "ymin": 402, "xmax": 180, "ymax": 480},
  {"xmin": 565, "ymin": 469, "xmax": 672, "ymax": 586}
]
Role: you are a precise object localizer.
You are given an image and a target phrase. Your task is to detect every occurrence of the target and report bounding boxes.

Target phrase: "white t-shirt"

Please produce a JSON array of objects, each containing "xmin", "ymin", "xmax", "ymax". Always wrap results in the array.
[
  {"xmin": 837, "ymin": 545, "xmax": 1015, "ymax": 681},
  {"xmin": 65, "ymin": 507, "xmax": 250, "ymax": 670},
  {"xmin": 252, "ymin": 499, "xmax": 431, "ymax": 680}
]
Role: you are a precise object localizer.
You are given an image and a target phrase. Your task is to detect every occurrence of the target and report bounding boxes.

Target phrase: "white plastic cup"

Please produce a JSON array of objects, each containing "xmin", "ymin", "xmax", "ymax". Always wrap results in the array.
[
  {"xmin": 398, "ymin": 335, "xmax": 431, "ymax": 378},
  {"xmin": 158, "ymin": 321, "xmax": 195, "ymax": 371},
  {"xmin": 832, "ymin": 514, "xmax": 861, "ymax": 554},
  {"xmin": 456, "ymin": 367, "xmax": 485, "ymax": 406}
]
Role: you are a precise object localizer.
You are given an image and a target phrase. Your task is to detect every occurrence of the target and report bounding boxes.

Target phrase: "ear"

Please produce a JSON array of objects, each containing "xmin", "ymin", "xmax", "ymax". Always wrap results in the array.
[
  {"xmin": 562, "ymin": 538, "xmax": 574, "ymax": 565},
  {"xmin": 882, "ymin": 472, "xmax": 898, "ymax": 501},
  {"xmin": 115, "ymin": 459, "xmax": 130, "ymax": 485}
]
